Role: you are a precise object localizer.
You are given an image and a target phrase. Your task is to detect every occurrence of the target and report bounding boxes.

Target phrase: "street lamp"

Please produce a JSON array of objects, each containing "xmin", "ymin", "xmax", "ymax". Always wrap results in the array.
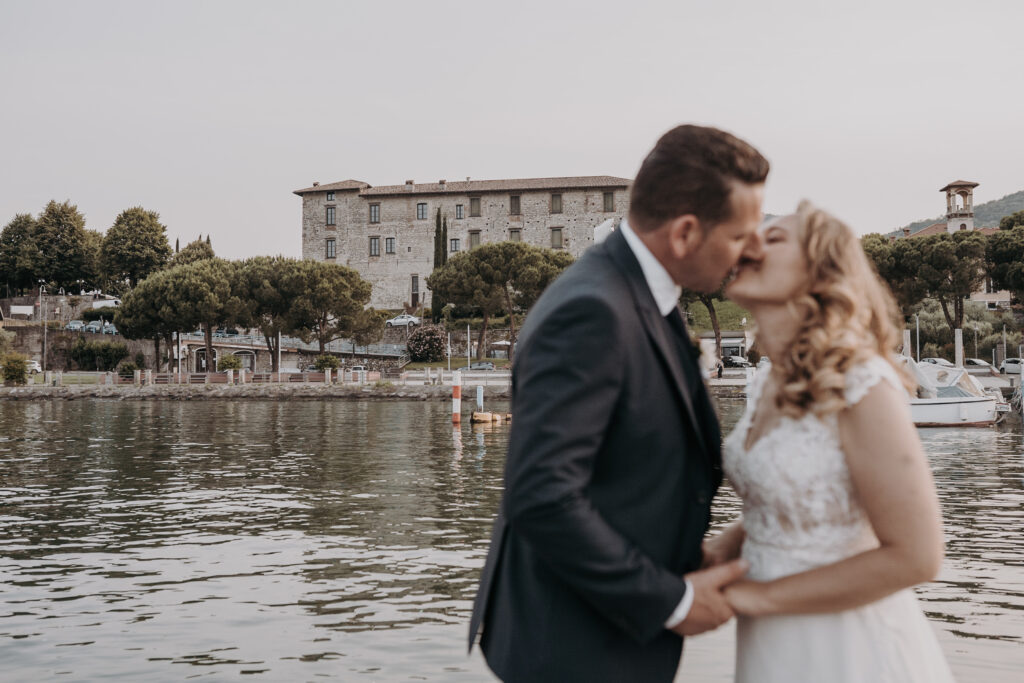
[
  {"xmin": 38, "ymin": 280, "xmax": 46, "ymax": 373},
  {"xmin": 914, "ymin": 313, "xmax": 920, "ymax": 362}
]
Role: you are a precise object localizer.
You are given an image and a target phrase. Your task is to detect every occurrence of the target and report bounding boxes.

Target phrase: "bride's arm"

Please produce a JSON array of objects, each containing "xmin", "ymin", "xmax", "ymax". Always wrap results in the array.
[{"xmin": 724, "ymin": 379, "xmax": 944, "ymax": 616}]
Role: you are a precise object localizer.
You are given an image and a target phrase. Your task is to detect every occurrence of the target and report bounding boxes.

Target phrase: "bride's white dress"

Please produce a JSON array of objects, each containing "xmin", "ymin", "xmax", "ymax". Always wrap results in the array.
[{"xmin": 722, "ymin": 356, "xmax": 955, "ymax": 682}]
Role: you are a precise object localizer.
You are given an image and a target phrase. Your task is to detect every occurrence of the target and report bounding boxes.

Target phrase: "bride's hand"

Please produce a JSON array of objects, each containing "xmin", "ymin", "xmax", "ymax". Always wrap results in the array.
[{"xmin": 724, "ymin": 580, "xmax": 772, "ymax": 617}]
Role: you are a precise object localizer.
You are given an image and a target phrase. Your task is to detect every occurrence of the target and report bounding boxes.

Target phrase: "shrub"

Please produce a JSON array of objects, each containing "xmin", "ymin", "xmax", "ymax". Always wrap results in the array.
[
  {"xmin": 313, "ymin": 354, "xmax": 341, "ymax": 371},
  {"xmin": 134, "ymin": 352, "xmax": 146, "ymax": 368},
  {"xmin": 1, "ymin": 353, "xmax": 29, "ymax": 385},
  {"xmin": 407, "ymin": 325, "xmax": 446, "ymax": 362},
  {"xmin": 218, "ymin": 354, "xmax": 242, "ymax": 371},
  {"xmin": 70, "ymin": 338, "xmax": 129, "ymax": 371},
  {"xmin": 82, "ymin": 308, "xmax": 116, "ymax": 322},
  {"xmin": 119, "ymin": 361, "xmax": 138, "ymax": 378}
]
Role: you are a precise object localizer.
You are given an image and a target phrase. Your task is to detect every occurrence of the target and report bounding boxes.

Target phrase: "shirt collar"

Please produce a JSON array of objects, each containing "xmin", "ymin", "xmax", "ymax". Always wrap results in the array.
[{"xmin": 619, "ymin": 218, "xmax": 682, "ymax": 317}]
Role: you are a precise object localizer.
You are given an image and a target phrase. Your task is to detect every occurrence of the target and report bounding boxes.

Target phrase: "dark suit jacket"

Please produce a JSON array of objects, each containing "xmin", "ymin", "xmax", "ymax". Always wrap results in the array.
[{"xmin": 468, "ymin": 227, "xmax": 723, "ymax": 682}]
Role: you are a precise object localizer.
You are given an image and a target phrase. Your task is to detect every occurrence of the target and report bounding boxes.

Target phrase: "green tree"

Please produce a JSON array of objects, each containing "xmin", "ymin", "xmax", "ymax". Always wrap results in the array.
[
  {"xmin": 431, "ymin": 209, "xmax": 449, "ymax": 322},
  {"xmin": 160, "ymin": 259, "xmax": 239, "ymax": 370},
  {"xmin": 0, "ymin": 214, "xmax": 40, "ymax": 295},
  {"xmin": 115, "ymin": 269, "xmax": 178, "ymax": 369},
  {"xmin": 232, "ymin": 256, "xmax": 307, "ymax": 371},
  {"xmin": 217, "ymin": 354, "xmax": 242, "ymax": 371},
  {"xmin": 289, "ymin": 260, "xmax": 383, "ymax": 355},
  {"xmin": 680, "ymin": 287, "xmax": 726, "ymax": 359},
  {"xmin": 34, "ymin": 200, "xmax": 92, "ymax": 290},
  {"xmin": 102, "ymin": 207, "xmax": 172, "ymax": 287},
  {"xmin": 169, "ymin": 237, "xmax": 215, "ymax": 267},
  {"xmin": 998, "ymin": 210, "xmax": 1024, "ymax": 231},
  {"xmin": 81, "ymin": 229, "xmax": 105, "ymax": 292},
  {"xmin": 427, "ymin": 242, "xmax": 572, "ymax": 360},
  {"xmin": 861, "ymin": 233, "xmax": 929, "ymax": 317},
  {"xmin": 987, "ymin": 226, "xmax": 1024, "ymax": 302},
  {"xmin": 915, "ymin": 231, "xmax": 987, "ymax": 333}
]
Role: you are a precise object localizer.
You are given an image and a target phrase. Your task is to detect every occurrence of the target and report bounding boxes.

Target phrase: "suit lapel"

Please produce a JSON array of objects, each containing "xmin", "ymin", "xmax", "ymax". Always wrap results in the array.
[{"xmin": 604, "ymin": 229, "xmax": 710, "ymax": 459}]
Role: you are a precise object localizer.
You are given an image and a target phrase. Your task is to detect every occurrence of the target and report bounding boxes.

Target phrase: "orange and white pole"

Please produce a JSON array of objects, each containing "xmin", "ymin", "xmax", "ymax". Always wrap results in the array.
[{"xmin": 452, "ymin": 371, "xmax": 462, "ymax": 423}]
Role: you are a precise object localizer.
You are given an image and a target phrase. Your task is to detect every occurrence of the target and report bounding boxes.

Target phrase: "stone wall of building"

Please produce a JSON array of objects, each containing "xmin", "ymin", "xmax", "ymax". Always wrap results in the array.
[{"xmin": 299, "ymin": 178, "xmax": 631, "ymax": 310}]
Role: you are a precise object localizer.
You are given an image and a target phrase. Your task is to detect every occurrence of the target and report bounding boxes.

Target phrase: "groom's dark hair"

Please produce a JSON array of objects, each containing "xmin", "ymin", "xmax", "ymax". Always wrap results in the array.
[{"xmin": 629, "ymin": 124, "xmax": 769, "ymax": 232}]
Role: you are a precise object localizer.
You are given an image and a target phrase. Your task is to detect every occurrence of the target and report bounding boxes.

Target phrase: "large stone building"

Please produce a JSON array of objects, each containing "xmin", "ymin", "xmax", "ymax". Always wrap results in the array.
[{"xmin": 295, "ymin": 176, "xmax": 631, "ymax": 309}]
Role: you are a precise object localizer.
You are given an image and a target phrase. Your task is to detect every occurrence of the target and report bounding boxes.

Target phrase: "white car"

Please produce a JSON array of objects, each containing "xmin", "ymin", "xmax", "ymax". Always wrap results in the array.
[
  {"xmin": 385, "ymin": 314, "xmax": 420, "ymax": 328},
  {"xmin": 1000, "ymin": 358, "xmax": 1022, "ymax": 374},
  {"xmin": 921, "ymin": 357, "xmax": 954, "ymax": 367},
  {"xmin": 27, "ymin": 360, "xmax": 42, "ymax": 374}
]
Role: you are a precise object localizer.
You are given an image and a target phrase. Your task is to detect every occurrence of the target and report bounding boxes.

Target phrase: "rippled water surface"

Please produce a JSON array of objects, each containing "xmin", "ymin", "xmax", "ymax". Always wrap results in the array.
[{"xmin": 0, "ymin": 399, "xmax": 1021, "ymax": 681}]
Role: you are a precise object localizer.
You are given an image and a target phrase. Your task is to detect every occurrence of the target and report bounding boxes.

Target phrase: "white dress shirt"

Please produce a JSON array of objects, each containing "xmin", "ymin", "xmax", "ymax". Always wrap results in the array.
[{"xmin": 618, "ymin": 218, "xmax": 696, "ymax": 629}]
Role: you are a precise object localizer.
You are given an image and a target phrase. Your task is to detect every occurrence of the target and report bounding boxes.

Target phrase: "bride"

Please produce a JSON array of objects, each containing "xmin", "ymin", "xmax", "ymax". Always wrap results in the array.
[{"xmin": 707, "ymin": 201, "xmax": 956, "ymax": 682}]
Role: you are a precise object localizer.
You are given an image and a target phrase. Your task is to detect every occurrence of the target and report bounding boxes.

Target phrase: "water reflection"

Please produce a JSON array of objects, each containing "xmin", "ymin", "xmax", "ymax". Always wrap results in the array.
[{"xmin": 0, "ymin": 399, "xmax": 1021, "ymax": 680}]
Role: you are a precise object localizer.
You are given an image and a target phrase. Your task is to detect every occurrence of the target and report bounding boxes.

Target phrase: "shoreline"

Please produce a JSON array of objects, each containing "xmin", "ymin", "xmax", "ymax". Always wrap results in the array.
[{"xmin": 0, "ymin": 382, "xmax": 748, "ymax": 401}]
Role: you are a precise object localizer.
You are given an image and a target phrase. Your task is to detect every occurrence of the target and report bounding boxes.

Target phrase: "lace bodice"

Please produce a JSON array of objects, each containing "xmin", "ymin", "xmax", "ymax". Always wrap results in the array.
[{"xmin": 723, "ymin": 356, "xmax": 905, "ymax": 581}]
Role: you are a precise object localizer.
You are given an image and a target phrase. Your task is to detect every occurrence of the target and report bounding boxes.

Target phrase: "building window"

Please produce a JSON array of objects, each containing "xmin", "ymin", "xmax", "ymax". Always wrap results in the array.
[
  {"xmin": 469, "ymin": 231, "xmax": 481, "ymax": 249},
  {"xmin": 509, "ymin": 229, "xmax": 521, "ymax": 242},
  {"xmin": 456, "ymin": 204, "xmax": 464, "ymax": 219},
  {"xmin": 450, "ymin": 238, "xmax": 461, "ymax": 252},
  {"xmin": 411, "ymin": 275, "xmax": 419, "ymax": 307},
  {"xmin": 551, "ymin": 193, "xmax": 562, "ymax": 214},
  {"xmin": 470, "ymin": 197, "xmax": 481, "ymax": 217},
  {"xmin": 417, "ymin": 202, "xmax": 427, "ymax": 220},
  {"xmin": 603, "ymin": 192, "xmax": 615, "ymax": 212},
  {"xmin": 326, "ymin": 206, "xmax": 336, "ymax": 225},
  {"xmin": 509, "ymin": 195, "xmax": 521, "ymax": 215},
  {"xmin": 326, "ymin": 192, "xmax": 335, "ymax": 201},
  {"xmin": 369, "ymin": 236, "xmax": 380, "ymax": 256},
  {"xmin": 550, "ymin": 227, "xmax": 563, "ymax": 249},
  {"xmin": 325, "ymin": 238, "xmax": 336, "ymax": 259},
  {"xmin": 385, "ymin": 237, "xmax": 395, "ymax": 254},
  {"xmin": 369, "ymin": 203, "xmax": 380, "ymax": 223}
]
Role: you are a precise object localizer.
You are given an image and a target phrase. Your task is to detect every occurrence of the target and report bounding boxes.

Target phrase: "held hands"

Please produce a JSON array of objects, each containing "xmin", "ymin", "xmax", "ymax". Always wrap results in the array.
[{"xmin": 672, "ymin": 558, "xmax": 749, "ymax": 636}]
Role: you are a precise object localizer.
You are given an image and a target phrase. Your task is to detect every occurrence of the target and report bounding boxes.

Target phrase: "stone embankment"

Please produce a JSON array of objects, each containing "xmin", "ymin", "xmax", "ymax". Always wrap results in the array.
[
  {"xmin": 0, "ymin": 383, "xmax": 507, "ymax": 401},
  {"xmin": 0, "ymin": 381, "xmax": 746, "ymax": 401}
]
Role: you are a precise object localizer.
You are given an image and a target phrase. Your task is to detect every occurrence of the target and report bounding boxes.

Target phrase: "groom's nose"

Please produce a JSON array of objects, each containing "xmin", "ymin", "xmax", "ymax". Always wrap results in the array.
[{"xmin": 740, "ymin": 231, "xmax": 764, "ymax": 262}]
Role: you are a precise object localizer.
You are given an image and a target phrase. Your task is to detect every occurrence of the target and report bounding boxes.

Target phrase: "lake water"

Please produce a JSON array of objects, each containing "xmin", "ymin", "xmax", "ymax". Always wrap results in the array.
[{"xmin": 0, "ymin": 399, "xmax": 1021, "ymax": 681}]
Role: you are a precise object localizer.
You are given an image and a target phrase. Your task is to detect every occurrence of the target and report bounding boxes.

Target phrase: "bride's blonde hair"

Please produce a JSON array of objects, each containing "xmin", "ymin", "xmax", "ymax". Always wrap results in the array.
[{"xmin": 773, "ymin": 201, "xmax": 914, "ymax": 417}]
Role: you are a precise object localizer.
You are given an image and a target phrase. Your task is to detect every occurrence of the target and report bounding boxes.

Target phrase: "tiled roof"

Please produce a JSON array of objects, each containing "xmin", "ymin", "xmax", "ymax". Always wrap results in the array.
[
  {"xmin": 293, "ymin": 180, "xmax": 369, "ymax": 195},
  {"xmin": 903, "ymin": 222, "xmax": 998, "ymax": 238},
  {"xmin": 940, "ymin": 180, "xmax": 979, "ymax": 191},
  {"xmin": 907, "ymin": 222, "xmax": 949, "ymax": 237}
]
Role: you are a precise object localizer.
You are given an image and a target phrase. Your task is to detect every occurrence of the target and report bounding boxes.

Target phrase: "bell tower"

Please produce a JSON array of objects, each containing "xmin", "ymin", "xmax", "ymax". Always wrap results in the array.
[{"xmin": 941, "ymin": 180, "xmax": 979, "ymax": 234}]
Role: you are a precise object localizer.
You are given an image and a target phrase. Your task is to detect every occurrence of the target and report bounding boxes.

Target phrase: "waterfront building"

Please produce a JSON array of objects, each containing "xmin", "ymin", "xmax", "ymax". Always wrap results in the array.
[{"xmin": 294, "ymin": 176, "xmax": 631, "ymax": 309}]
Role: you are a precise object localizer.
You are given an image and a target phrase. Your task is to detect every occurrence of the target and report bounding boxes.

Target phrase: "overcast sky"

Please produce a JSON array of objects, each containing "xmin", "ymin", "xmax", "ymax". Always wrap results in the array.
[{"xmin": 2, "ymin": 0, "xmax": 1022, "ymax": 259}]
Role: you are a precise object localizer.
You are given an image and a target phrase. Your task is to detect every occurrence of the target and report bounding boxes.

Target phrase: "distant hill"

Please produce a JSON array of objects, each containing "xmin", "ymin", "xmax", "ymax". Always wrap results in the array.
[{"xmin": 894, "ymin": 189, "xmax": 1024, "ymax": 236}]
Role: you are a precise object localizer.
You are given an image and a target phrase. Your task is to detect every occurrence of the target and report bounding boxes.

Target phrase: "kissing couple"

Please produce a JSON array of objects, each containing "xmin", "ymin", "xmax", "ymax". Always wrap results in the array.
[{"xmin": 468, "ymin": 125, "xmax": 956, "ymax": 682}]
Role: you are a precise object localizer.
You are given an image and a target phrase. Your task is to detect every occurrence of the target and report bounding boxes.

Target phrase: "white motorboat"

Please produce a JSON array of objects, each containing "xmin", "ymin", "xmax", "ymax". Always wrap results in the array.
[{"xmin": 900, "ymin": 357, "xmax": 1001, "ymax": 427}]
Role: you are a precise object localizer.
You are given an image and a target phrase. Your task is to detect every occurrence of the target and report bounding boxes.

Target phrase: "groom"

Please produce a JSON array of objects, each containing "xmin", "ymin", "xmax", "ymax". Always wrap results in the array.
[{"xmin": 468, "ymin": 125, "xmax": 770, "ymax": 682}]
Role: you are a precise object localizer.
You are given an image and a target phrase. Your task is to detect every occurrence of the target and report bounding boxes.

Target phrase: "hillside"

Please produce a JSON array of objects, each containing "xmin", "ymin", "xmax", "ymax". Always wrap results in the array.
[{"xmin": 896, "ymin": 189, "xmax": 1024, "ymax": 235}]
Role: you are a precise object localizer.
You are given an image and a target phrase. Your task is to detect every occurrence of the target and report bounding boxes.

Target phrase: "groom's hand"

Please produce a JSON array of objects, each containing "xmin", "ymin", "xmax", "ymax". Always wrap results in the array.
[{"xmin": 672, "ymin": 558, "xmax": 749, "ymax": 636}]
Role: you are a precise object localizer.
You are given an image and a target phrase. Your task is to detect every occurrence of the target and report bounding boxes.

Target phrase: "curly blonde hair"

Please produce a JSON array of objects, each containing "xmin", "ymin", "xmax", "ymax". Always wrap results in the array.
[{"xmin": 773, "ymin": 201, "xmax": 914, "ymax": 417}]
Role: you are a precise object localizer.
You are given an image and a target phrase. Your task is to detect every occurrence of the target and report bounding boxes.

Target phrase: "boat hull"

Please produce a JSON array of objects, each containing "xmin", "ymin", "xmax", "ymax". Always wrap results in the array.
[{"xmin": 910, "ymin": 396, "xmax": 997, "ymax": 427}]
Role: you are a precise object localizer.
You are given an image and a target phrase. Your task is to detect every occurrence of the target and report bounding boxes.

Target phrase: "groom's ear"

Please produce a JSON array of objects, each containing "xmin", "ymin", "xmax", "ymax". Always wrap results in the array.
[{"xmin": 666, "ymin": 214, "xmax": 705, "ymax": 260}]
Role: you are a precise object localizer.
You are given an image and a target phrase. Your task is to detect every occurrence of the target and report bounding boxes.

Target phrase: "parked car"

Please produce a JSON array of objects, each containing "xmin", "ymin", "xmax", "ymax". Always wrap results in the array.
[
  {"xmin": 921, "ymin": 357, "xmax": 954, "ymax": 367},
  {"xmin": 84, "ymin": 320, "xmax": 104, "ymax": 333},
  {"xmin": 27, "ymin": 360, "xmax": 42, "ymax": 374},
  {"xmin": 722, "ymin": 355, "xmax": 752, "ymax": 368},
  {"xmin": 102, "ymin": 323, "xmax": 118, "ymax": 335},
  {"xmin": 65, "ymin": 320, "xmax": 85, "ymax": 331},
  {"xmin": 349, "ymin": 365, "xmax": 367, "ymax": 373},
  {"xmin": 462, "ymin": 361, "xmax": 495, "ymax": 371},
  {"xmin": 1000, "ymin": 358, "xmax": 1023, "ymax": 374},
  {"xmin": 214, "ymin": 327, "xmax": 240, "ymax": 337},
  {"xmin": 385, "ymin": 313, "xmax": 420, "ymax": 328}
]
